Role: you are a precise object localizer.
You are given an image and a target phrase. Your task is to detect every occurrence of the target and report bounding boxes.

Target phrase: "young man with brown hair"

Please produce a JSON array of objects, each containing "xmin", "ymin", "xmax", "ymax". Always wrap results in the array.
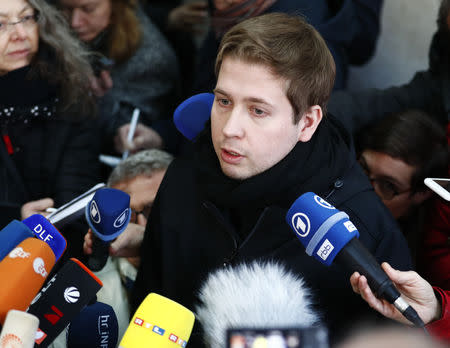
[{"xmin": 131, "ymin": 13, "xmax": 412, "ymax": 345}]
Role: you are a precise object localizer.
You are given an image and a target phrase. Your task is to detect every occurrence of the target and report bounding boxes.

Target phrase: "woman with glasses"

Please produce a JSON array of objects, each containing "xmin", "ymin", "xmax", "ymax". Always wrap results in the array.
[{"xmin": 0, "ymin": 0, "xmax": 100, "ymax": 257}]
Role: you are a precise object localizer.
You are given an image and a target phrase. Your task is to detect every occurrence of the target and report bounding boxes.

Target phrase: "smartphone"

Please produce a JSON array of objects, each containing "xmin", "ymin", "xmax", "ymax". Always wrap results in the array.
[
  {"xmin": 424, "ymin": 178, "xmax": 450, "ymax": 201},
  {"xmin": 226, "ymin": 327, "xmax": 328, "ymax": 348}
]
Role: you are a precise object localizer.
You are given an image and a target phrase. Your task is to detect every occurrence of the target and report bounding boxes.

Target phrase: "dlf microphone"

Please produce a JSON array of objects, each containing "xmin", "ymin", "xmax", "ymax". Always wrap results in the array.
[
  {"xmin": 119, "ymin": 293, "xmax": 195, "ymax": 348},
  {"xmin": 28, "ymin": 258, "xmax": 103, "ymax": 347},
  {"xmin": 85, "ymin": 188, "xmax": 131, "ymax": 271},
  {"xmin": 173, "ymin": 93, "xmax": 214, "ymax": 141},
  {"xmin": 23, "ymin": 214, "xmax": 67, "ymax": 262},
  {"xmin": 0, "ymin": 220, "xmax": 34, "ymax": 262},
  {"xmin": 67, "ymin": 301, "xmax": 118, "ymax": 348},
  {"xmin": 0, "ymin": 310, "xmax": 39, "ymax": 348},
  {"xmin": 286, "ymin": 192, "xmax": 425, "ymax": 327},
  {"xmin": 0, "ymin": 238, "xmax": 55, "ymax": 324},
  {"xmin": 196, "ymin": 261, "xmax": 320, "ymax": 348}
]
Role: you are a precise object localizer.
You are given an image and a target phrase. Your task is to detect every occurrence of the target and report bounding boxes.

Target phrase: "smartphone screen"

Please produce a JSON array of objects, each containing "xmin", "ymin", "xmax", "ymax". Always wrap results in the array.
[{"xmin": 226, "ymin": 327, "xmax": 328, "ymax": 348}]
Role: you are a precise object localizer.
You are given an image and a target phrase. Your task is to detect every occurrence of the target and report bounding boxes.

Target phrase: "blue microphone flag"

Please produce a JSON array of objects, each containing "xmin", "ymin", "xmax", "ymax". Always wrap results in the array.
[
  {"xmin": 286, "ymin": 192, "xmax": 359, "ymax": 266},
  {"xmin": 0, "ymin": 220, "xmax": 34, "ymax": 262}
]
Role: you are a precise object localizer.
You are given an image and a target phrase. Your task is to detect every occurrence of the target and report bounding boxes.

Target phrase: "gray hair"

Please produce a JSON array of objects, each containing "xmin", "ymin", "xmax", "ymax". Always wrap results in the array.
[
  {"xmin": 28, "ymin": 0, "xmax": 95, "ymax": 115},
  {"xmin": 107, "ymin": 149, "xmax": 174, "ymax": 187}
]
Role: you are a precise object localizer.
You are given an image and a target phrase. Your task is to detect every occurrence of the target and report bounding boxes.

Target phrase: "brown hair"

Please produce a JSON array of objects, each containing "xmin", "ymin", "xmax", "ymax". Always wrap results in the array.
[
  {"xmin": 108, "ymin": 0, "xmax": 142, "ymax": 64},
  {"xmin": 215, "ymin": 12, "xmax": 336, "ymax": 123}
]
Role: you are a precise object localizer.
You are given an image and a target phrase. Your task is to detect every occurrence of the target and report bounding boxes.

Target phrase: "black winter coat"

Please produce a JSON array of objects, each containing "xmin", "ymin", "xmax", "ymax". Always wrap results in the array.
[{"xmin": 132, "ymin": 116, "xmax": 412, "ymax": 346}]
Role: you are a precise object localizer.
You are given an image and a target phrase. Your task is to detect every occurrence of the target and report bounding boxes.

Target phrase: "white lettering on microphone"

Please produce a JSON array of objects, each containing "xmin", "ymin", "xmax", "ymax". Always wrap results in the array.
[
  {"xmin": 33, "ymin": 257, "xmax": 48, "ymax": 278},
  {"xmin": 98, "ymin": 315, "xmax": 110, "ymax": 348},
  {"xmin": 33, "ymin": 224, "xmax": 54, "ymax": 243},
  {"xmin": 317, "ymin": 239, "xmax": 334, "ymax": 261},
  {"xmin": 9, "ymin": 247, "xmax": 30, "ymax": 259}
]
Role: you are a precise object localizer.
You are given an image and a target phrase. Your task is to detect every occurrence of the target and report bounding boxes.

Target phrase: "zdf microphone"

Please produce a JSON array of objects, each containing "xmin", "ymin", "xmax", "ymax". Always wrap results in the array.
[
  {"xmin": 286, "ymin": 192, "xmax": 425, "ymax": 327},
  {"xmin": 0, "ymin": 310, "xmax": 39, "ymax": 348},
  {"xmin": 85, "ymin": 188, "xmax": 131, "ymax": 271},
  {"xmin": 119, "ymin": 293, "xmax": 195, "ymax": 348}
]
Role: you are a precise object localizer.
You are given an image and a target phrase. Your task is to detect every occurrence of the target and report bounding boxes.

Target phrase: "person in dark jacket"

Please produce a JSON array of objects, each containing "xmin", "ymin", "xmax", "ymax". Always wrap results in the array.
[
  {"xmin": 0, "ymin": 0, "xmax": 100, "ymax": 256},
  {"xmin": 130, "ymin": 13, "xmax": 412, "ymax": 346},
  {"xmin": 192, "ymin": 0, "xmax": 383, "ymax": 93}
]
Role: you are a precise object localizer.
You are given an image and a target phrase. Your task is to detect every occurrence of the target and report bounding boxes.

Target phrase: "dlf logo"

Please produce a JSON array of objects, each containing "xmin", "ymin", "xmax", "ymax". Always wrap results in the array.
[{"xmin": 291, "ymin": 213, "xmax": 310, "ymax": 237}]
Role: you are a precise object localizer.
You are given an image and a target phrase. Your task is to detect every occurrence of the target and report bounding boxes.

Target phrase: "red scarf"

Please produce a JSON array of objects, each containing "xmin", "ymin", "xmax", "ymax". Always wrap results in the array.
[{"xmin": 211, "ymin": 0, "xmax": 277, "ymax": 37}]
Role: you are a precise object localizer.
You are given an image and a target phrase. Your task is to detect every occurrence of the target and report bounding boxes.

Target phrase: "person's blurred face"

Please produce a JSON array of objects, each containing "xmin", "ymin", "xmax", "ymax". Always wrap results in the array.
[
  {"xmin": 0, "ymin": 0, "xmax": 39, "ymax": 75},
  {"xmin": 112, "ymin": 171, "xmax": 166, "ymax": 227},
  {"xmin": 359, "ymin": 150, "xmax": 426, "ymax": 219},
  {"xmin": 59, "ymin": 0, "xmax": 111, "ymax": 42},
  {"xmin": 211, "ymin": 57, "xmax": 307, "ymax": 180}
]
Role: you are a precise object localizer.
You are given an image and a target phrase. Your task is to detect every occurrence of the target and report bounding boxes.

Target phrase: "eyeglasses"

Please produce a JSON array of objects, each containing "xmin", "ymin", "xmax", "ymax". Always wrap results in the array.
[
  {"xmin": 358, "ymin": 156, "xmax": 411, "ymax": 201},
  {"xmin": 130, "ymin": 203, "xmax": 153, "ymax": 224},
  {"xmin": 0, "ymin": 12, "xmax": 40, "ymax": 35}
]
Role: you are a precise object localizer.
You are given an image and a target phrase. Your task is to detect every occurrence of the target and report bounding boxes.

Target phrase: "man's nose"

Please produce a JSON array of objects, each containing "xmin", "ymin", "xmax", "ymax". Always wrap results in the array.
[
  {"xmin": 71, "ymin": 9, "xmax": 84, "ymax": 29},
  {"xmin": 9, "ymin": 22, "xmax": 28, "ymax": 40},
  {"xmin": 222, "ymin": 106, "xmax": 245, "ymax": 138}
]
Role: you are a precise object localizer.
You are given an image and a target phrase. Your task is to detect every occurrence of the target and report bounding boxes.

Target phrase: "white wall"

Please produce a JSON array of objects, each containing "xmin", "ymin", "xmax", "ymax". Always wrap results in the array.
[{"xmin": 347, "ymin": 0, "xmax": 441, "ymax": 91}]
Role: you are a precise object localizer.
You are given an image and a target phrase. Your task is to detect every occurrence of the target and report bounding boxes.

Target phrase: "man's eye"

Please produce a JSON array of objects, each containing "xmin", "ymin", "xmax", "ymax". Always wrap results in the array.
[
  {"xmin": 0, "ymin": 22, "xmax": 6, "ymax": 29},
  {"xmin": 22, "ymin": 15, "xmax": 34, "ymax": 22},
  {"xmin": 218, "ymin": 98, "xmax": 230, "ymax": 106},
  {"xmin": 251, "ymin": 107, "xmax": 266, "ymax": 117}
]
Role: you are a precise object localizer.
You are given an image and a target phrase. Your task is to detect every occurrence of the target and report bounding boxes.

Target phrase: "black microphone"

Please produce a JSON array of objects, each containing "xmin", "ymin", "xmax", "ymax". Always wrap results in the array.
[
  {"xmin": 28, "ymin": 258, "xmax": 103, "ymax": 347},
  {"xmin": 285, "ymin": 192, "xmax": 425, "ymax": 328}
]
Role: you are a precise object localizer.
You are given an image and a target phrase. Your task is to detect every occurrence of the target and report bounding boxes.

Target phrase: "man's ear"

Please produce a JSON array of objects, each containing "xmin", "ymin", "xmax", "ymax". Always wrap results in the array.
[
  {"xmin": 297, "ymin": 105, "xmax": 323, "ymax": 142},
  {"xmin": 411, "ymin": 189, "xmax": 433, "ymax": 205}
]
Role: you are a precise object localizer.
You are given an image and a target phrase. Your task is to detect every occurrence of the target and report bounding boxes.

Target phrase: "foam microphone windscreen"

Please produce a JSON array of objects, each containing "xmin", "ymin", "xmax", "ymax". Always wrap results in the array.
[
  {"xmin": 28, "ymin": 258, "xmax": 103, "ymax": 347},
  {"xmin": 0, "ymin": 220, "xmax": 34, "ymax": 262},
  {"xmin": 0, "ymin": 238, "xmax": 55, "ymax": 324},
  {"xmin": 196, "ymin": 261, "xmax": 318, "ymax": 348},
  {"xmin": 0, "ymin": 310, "xmax": 39, "ymax": 348},
  {"xmin": 67, "ymin": 301, "xmax": 118, "ymax": 348},
  {"xmin": 22, "ymin": 214, "xmax": 67, "ymax": 262},
  {"xmin": 173, "ymin": 93, "xmax": 214, "ymax": 141},
  {"xmin": 119, "ymin": 293, "xmax": 195, "ymax": 348}
]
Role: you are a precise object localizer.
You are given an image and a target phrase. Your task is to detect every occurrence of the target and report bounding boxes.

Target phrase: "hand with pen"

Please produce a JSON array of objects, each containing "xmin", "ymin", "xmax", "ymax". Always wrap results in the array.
[{"xmin": 114, "ymin": 123, "xmax": 163, "ymax": 155}]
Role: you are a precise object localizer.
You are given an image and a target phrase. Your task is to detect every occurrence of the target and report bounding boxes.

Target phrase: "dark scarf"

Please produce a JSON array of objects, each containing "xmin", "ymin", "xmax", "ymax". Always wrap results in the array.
[
  {"xmin": 194, "ymin": 117, "xmax": 354, "ymax": 213},
  {"xmin": 0, "ymin": 65, "xmax": 58, "ymax": 126},
  {"xmin": 211, "ymin": 0, "xmax": 277, "ymax": 37}
]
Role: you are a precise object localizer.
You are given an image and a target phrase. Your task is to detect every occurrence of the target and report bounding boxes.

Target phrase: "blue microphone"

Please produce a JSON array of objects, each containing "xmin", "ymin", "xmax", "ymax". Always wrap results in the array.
[
  {"xmin": 23, "ymin": 214, "xmax": 67, "ymax": 262},
  {"xmin": 173, "ymin": 93, "xmax": 214, "ymax": 141},
  {"xmin": 85, "ymin": 188, "xmax": 131, "ymax": 271},
  {"xmin": 0, "ymin": 220, "xmax": 34, "ymax": 262},
  {"xmin": 286, "ymin": 192, "xmax": 425, "ymax": 328},
  {"xmin": 67, "ymin": 301, "xmax": 118, "ymax": 348}
]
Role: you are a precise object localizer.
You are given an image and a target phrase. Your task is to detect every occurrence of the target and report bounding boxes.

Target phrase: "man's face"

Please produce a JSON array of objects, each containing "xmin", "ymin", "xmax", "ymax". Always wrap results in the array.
[
  {"xmin": 359, "ymin": 150, "xmax": 421, "ymax": 219},
  {"xmin": 0, "ymin": 0, "xmax": 39, "ymax": 75},
  {"xmin": 59, "ymin": 0, "xmax": 111, "ymax": 42},
  {"xmin": 211, "ymin": 57, "xmax": 303, "ymax": 180},
  {"xmin": 112, "ymin": 171, "xmax": 166, "ymax": 226}
]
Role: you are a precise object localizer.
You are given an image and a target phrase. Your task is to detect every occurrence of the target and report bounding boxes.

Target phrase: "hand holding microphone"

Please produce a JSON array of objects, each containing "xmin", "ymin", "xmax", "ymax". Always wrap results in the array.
[
  {"xmin": 85, "ymin": 188, "xmax": 131, "ymax": 271},
  {"xmin": 286, "ymin": 192, "xmax": 425, "ymax": 328}
]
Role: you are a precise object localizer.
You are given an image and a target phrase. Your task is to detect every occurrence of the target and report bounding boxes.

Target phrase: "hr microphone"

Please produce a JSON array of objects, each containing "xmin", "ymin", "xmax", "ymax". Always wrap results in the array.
[
  {"xmin": 0, "ymin": 310, "xmax": 39, "ymax": 348},
  {"xmin": 196, "ymin": 261, "xmax": 320, "ymax": 348},
  {"xmin": 28, "ymin": 258, "xmax": 103, "ymax": 347},
  {"xmin": 119, "ymin": 293, "xmax": 195, "ymax": 348},
  {"xmin": 23, "ymin": 214, "xmax": 67, "ymax": 262},
  {"xmin": 0, "ymin": 220, "xmax": 34, "ymax": 262},
  {"xmin": 85, "ymin": 188, "xmax": 131, "ymax": 271},
  {"xmin": 0, "ymin": 238, "xmax": 55, "ymax": 324},
  {"xmin": 285, "ymin": 192, "xmax": 425, "ymax": 327},
  {"xmin": 173, "ymin": 93, "xmax": 214, "ymax": 141},
  {"xmin": 67, "ymin": 301, "xmax": 118, "ymax": 348}
]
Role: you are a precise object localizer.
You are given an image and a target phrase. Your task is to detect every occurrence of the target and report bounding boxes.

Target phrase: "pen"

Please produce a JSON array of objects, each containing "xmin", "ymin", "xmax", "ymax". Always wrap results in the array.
[{"xmin": 122, "ymin": 108, "xmax": 140, "ymax": 160}]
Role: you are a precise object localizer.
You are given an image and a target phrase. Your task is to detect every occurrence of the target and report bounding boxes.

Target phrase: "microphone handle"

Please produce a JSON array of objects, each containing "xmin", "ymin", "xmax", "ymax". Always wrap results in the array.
[
  {"xmin": 87, "ymin": 235, "xmax": 109, "ymax": 272},
  {"xmin": 335, "ymin": 238, "xmax": 425, "ymax": 327}
]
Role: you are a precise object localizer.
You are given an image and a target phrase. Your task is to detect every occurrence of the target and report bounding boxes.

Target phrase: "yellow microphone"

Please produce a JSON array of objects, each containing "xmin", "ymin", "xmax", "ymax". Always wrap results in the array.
[
  {"xmin": 119, "ymin": 293, "xmax": 195, "ymax": 348},
  {"xmin": 0, "ymin": 310, "xmax": 39, "ymax": 348}
]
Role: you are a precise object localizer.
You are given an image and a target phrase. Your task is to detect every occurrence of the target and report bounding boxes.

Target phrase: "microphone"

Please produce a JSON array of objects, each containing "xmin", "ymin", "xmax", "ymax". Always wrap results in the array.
[
  {"xmin": 0, "ymin": 310, "xmax": 39, "ymax": 348},
  {"xmin": 119, "ymin": 293, "xmax": 195, "ymax": 348},
  {"xmin": 285, "ymin": 192, "xmax": 425, "ymax": 327},
  {"xmin": 67, "ymin": 301, "xmax": 118, "ymax": 348},
  {"xmin": 85, "ymin": 188, "xmax": 131, "ymax": 271},
  {"xmin": 28, "ymin": 258, "xmax": 103, "ymax": 347},
  {"xmin": 0, "ymin": 238, "xmax": 55, "ymax": 324},
  {"xmin": 173, "ymin": 93, "xmax": 214, "ymax": 140},
  {"xmin": 0, "ymin": 220, "xmax": 34, "ymax": 262},
  {"xmin": 23, "ymin": 214, "xmax": 67, "ymax": 262},
  {"xmin": 196, "ymin": 261, "xmax": 320, "ymax": 348}
]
